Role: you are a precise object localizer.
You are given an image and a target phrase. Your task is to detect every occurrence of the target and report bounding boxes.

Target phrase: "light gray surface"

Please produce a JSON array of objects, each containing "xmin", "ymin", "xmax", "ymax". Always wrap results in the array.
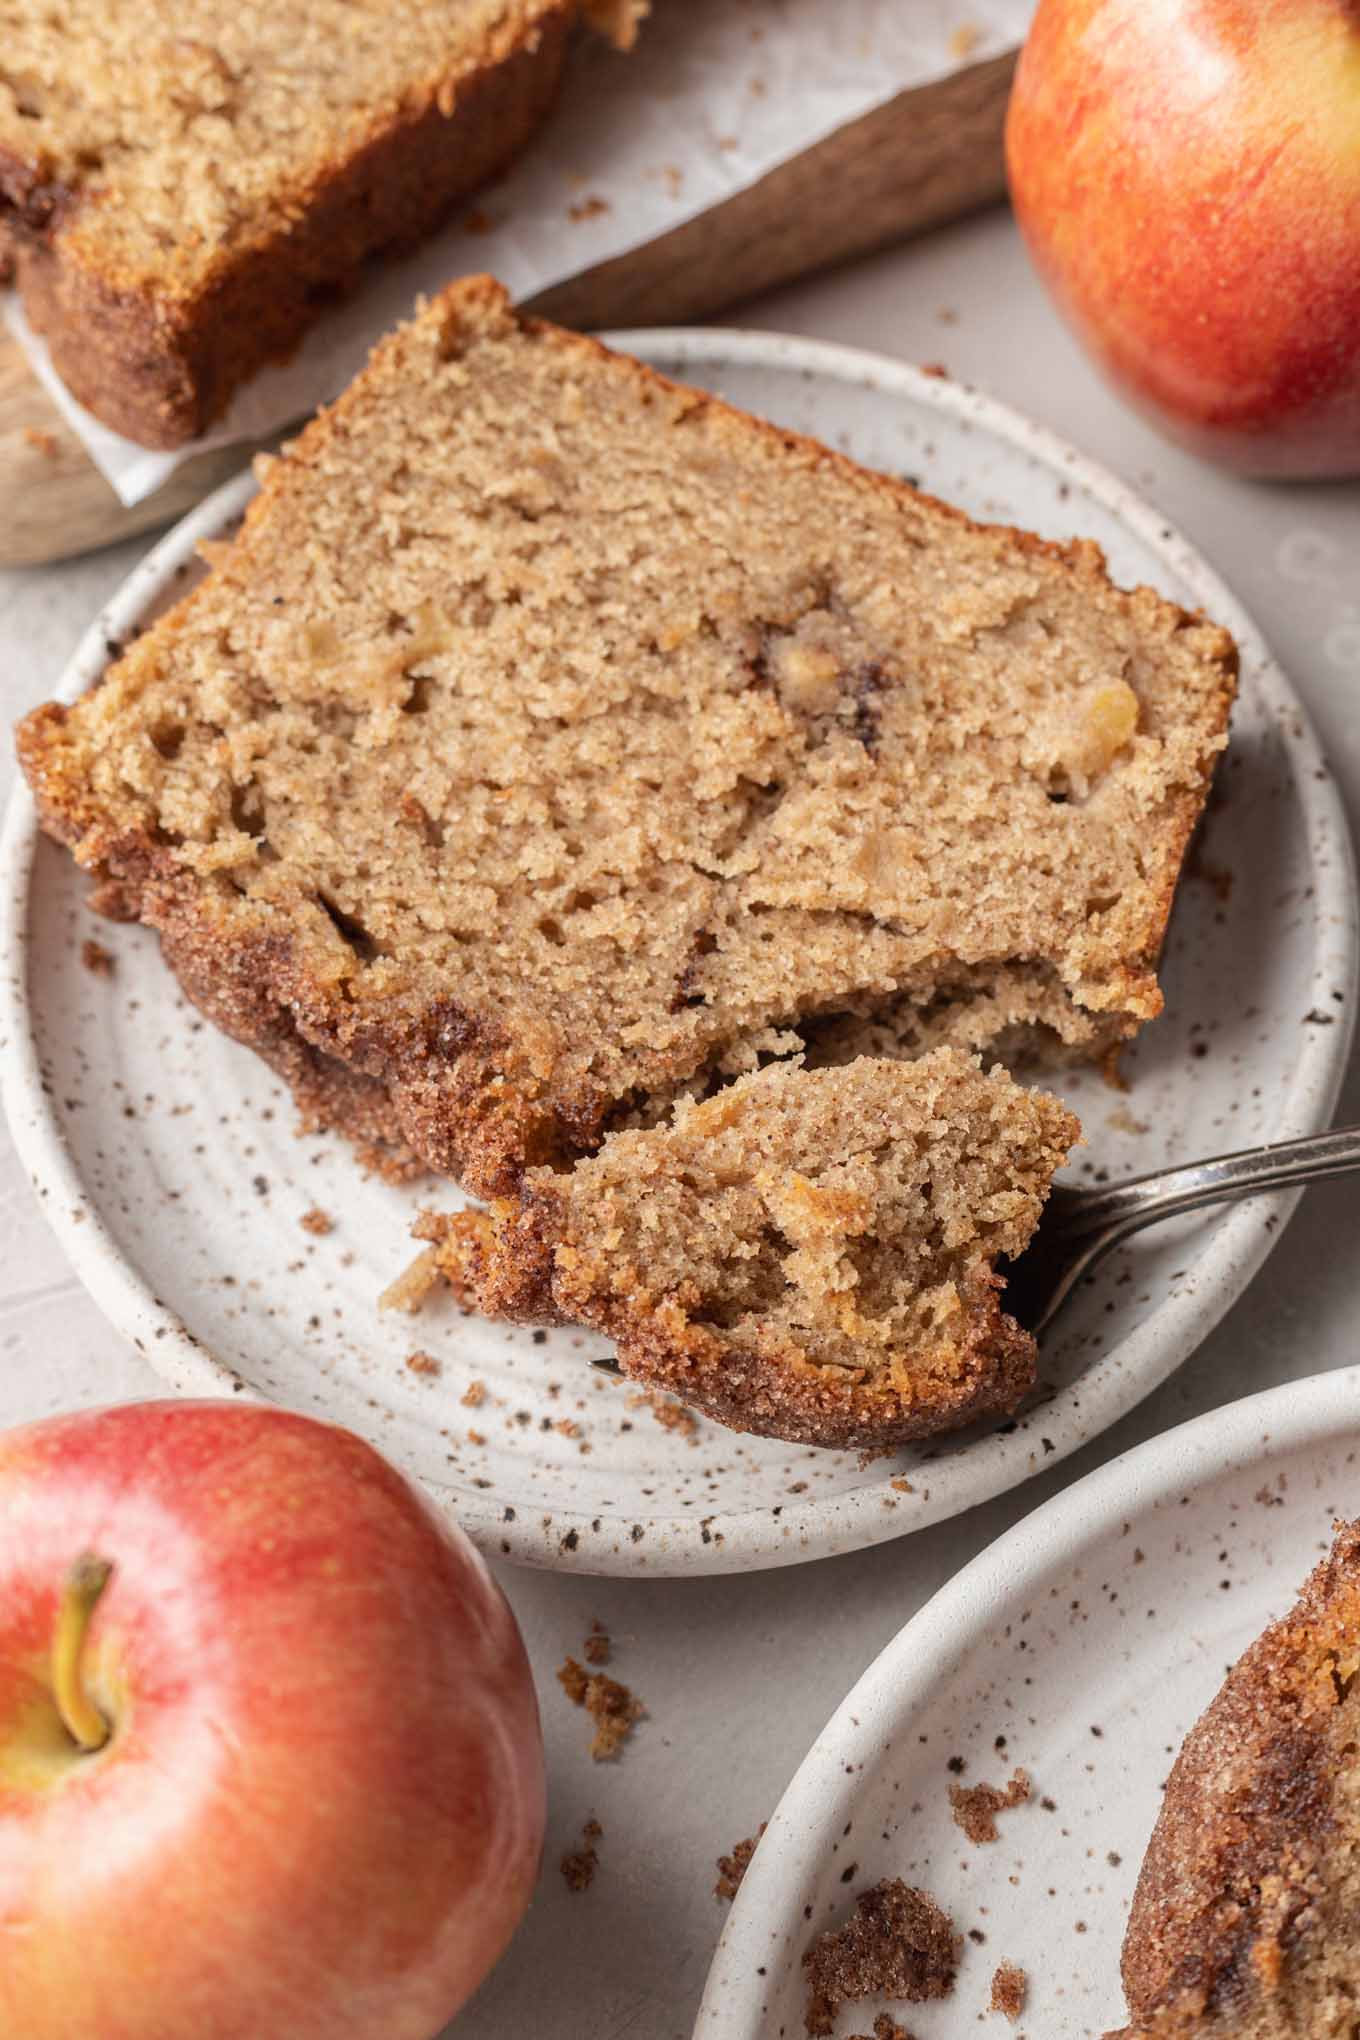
[{"xmin": 1, "ymin": 208, "xmax": 1358, "ymax": 2039}]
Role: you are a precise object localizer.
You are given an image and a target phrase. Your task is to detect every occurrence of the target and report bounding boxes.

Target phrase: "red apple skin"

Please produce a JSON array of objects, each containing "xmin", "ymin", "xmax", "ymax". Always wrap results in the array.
[
  {"xmin": 1006, "ymin": 0, "xmax": 1360, "ymax": 475},
  {"xmin": 0, "ymin": 1402, "xmax": 545, "ymax": 2040}
]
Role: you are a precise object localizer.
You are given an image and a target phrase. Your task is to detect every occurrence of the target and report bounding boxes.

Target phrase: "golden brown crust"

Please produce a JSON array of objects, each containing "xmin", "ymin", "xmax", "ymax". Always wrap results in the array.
[
  {"xmin": 2, "ymin": 9, "xmax": 572, "ymax": 445},
  {"xmin": 1107, "ymin": 1519, "xmax": 1360, "ymax": 2038}
]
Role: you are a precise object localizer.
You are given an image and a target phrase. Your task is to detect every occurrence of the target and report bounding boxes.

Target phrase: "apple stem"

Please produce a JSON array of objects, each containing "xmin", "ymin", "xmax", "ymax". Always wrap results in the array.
[{"xmin": 52, "ymin": 1553, "xmax": 114, "ymax": 1753}]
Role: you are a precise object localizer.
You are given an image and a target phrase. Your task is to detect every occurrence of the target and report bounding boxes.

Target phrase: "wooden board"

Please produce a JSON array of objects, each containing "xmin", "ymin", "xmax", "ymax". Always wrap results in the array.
[{"xmin": 0, "ymin": 50, "xmax": 1016, "ymax": 570}]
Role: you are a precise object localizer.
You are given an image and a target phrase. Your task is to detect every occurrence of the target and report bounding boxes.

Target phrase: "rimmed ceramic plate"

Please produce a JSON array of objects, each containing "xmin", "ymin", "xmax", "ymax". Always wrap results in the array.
[
  {"xmin": 1, "ymin": 331, "xmax": 1354, "ymax": 1576},
  {"xmin": 698, "ymin": 1363, "xmax": 1360, "ymax": 2036}
]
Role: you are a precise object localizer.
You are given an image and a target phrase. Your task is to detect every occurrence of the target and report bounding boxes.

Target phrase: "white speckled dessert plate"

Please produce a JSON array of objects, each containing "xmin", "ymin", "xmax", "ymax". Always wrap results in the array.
[
  {"xmin": 1, "ymin": 332, "xmax": 1354, "ymax": 1576},
  {"xmin": 697, "ymin": 1364, "xmax": 1360, "ymax": 2037}
]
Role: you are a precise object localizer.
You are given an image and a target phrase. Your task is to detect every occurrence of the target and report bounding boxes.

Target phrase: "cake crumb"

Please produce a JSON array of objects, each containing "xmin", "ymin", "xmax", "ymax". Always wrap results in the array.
[
  {"xmin": 568, "ymin": 193, "xmax": 610, "ymax": 222},
  {"xmin": 406, "ymin": 1349, "xmax": 441, "ymax": 1377},
  {"xmin": 81, "ymin": 939, "xmax": 115, "ymax": 977},
  {"xmin": 949, "ymin": 1768, "xmax": 1031, "ymax": 1843},
  {"xmin": 299, "ymin": 1206, "xmax": 333, "ymax": 1236},
  {"xmin": 558, "ymin": 1651, "xmax": 644, "ymax": 1760},
  {"xmin": 628, "ymin": 1389, "xmax": 700, "ymax": 1443},
  {"xmin": 949, "ymin": 21, "xmax": 983, "ymax": 59},
  {"xmin": 848, "ymin": 2019, "xmax": 914, "ymax": 2040},
  {"xmin": 460, "ymin": 1379, "xmax": 487, "ymax": 1408},
  {"xmin": 989, "ymin": 1961, "xmax": 1027, "ymax": 2020},
  {"xmin": 715, "ymin": 1824, "xmax": 766, "ymax": 1901},
  {"xmin": 583, "ymin": 1619, "xmax": 611, "ymax": 1666},
  {"xmin": 379, "ymin": 1245, "xmax": 443, "ymax": 1314},
  {"xmin": 560, "ymin": 1817, "xmax": 602, "ymax": 1892},
  {"xmin": 803, "ymin": 1879, "xmax": 960, "ymax": 2036},
  {"xmin": 23, "ymin": 425, "xmax": 59, "ymax": 458}
]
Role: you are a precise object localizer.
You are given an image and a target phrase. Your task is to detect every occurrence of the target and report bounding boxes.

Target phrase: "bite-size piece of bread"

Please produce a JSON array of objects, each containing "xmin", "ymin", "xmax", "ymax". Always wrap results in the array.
[{"xmin": 422, "ymin": 1050, "xmax": 1079, "ymax": 1451}]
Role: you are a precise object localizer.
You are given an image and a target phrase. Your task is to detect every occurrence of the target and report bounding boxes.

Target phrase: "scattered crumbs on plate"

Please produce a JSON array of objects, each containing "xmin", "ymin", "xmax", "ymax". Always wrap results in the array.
[
  {"xmin": 715, "ymin": 1823, "xmax": 766, "ymax": 1902},
  {"xmin": 802, "ymin": 1880, "xmax": 959, "ymax": 2036},
  {"xmin": 299, "ymin": 1206, "xmax": 332, "ymax": 1235},
  {"xmin": 560, "ymin": 1817, "xmax": 602, "ymax": 1892},
  {"xmin": 949, "ymin": 1768, "xmax": 1031, "ymax": 1844},
  {"xmin": 378, "ymin": 1244, "xmax": 442, "ymax": 1314},
  {"xmin": 949, "ymin": 21, "xmax": 983, "ymax": 60},
  {"xmin": 989, "ymin": 1961, "xmax": 1027, "ymax": 2021},
  {"xmin": 583, "ymin": 1619, "xmax": 611, "ymax": 1667},
  {"xmin": 460, "ymin": 1379, "xmax": 487, "ymax": 1408},
  {"xmin": 81, "ymin": 939, "xmax": 115, "ymax": 977},
  {"xmin": 627, "ymin": 1388, "xmax": 700, "ymax": 1443},
  {"xmin": 405, "ymin": 1350, "xmax": 440, "ymax": 1377},
  {"xmin": 568, "ymin": 193, "xmax": 610, "ymax": 222}
]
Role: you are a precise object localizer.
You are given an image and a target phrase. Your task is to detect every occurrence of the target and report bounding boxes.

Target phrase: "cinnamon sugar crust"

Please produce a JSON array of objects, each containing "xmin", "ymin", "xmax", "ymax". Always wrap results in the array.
[
  {"xmin": 18, "ymin": 278, "xmax": 1235, "ymax": 1209},
  {"xmin": 1108, "ymin": 1518, "xmax": 1360, "ymax": 2038}
]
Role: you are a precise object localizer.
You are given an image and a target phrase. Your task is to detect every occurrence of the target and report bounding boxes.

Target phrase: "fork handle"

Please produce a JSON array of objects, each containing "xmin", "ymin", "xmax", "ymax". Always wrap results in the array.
[{"xmin": 1064, "ymin": 1123, "xmax": 1360, "ymax": 1244}]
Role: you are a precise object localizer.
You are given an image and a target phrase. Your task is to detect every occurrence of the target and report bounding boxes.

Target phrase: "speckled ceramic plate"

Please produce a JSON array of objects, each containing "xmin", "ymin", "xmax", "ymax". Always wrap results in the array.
[
  {"xmin": 697, "ymin": 1364, "xmax": 1360, "ymax": 2037},
  {"xmin": 1, "ymin": 332, "xmax": 1354, "ymax": 1576}
]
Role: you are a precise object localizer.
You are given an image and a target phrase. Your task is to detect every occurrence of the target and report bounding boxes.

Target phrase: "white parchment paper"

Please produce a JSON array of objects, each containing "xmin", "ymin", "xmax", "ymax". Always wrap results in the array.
[{"xmin": 4, "ymin": 0, "xmax": 1032, "ymax": 505}]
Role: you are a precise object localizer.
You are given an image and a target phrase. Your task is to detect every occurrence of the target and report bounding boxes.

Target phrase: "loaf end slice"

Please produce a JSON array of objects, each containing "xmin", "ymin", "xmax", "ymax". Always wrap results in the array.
[
  {"xmin": 18, "ymin": 276, "xmax": 1234, "ymax": 1195},
  {"xmin": 422, "ymin": 1051, "xmax": 1080, "ymax": 1451},
  {"xmin": 1108, "ymin": 1518, "xmax": 1360, "ymax": 2039},
  {"xmin": 0, "ymin": 1, "xmax": 584, "ymax": 444}
]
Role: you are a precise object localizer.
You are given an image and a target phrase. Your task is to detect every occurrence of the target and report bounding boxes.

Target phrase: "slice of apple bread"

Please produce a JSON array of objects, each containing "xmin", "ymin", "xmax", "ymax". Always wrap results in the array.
[{"xmin": 18, "ymin": 276, "xmax": 1234, "ymax": 1198}]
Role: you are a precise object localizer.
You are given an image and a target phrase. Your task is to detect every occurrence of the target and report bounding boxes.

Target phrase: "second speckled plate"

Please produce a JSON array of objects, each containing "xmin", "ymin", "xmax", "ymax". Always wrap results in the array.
[
  {"xmin": 1, "ymin": 331, "xmax": 1354, "ymax": 1575},
  {"xmin": 697, "ymin": 1366, "xmax": 1360, "ymax": 2036}
]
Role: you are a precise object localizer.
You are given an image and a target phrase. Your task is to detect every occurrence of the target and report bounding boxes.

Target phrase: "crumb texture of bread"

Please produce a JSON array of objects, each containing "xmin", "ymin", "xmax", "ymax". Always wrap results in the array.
[
  {"xmin": 18, "ymin": 277, "xmax": 1235, "ymax": 1194},
  {"xmin": 428, "ymin": 1051, "xmax": 1077, "ymax": 1450},
  {"xmin": 1107, "ymin": 1518, "xmax": 1360, "ymax": 2039},
  {"xmin": 803, "ymin": 1879, "xmax": 961, "ymax": 2037},
  {"xmin": 0, "ymin": 4, "xmax": 583, "ymax": 442}
]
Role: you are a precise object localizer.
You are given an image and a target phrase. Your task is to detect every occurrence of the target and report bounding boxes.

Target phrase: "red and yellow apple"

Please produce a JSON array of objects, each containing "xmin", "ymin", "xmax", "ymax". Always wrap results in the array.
[
  {"xmin": 0, "ymin": 1401, "xmax": 545, "ymax": 2039},
  {"xmin": 1006, "ymin": 0, "xmax": 1360, "ymax": 475}
]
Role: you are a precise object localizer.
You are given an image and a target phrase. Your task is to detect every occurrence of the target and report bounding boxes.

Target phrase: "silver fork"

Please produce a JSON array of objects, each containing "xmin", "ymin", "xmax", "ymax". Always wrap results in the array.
[{"xmin": 1005, "ymin": 1123, "xmax": 1360, "ymax": 1336}]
